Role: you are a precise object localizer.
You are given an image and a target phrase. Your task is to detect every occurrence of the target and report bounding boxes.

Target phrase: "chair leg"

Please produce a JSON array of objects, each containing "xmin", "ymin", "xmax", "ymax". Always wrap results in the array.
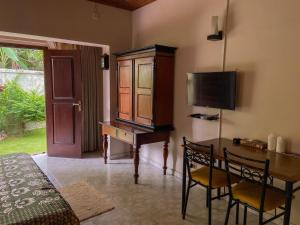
[
  {"xmin": 224, "ymin": 199, "xmax": 232, "ymax": 225},
  {"xmin": 206, "ymin": 187, "xmax": 209, "ymax": 208},
  {"xmin": 208, "ymin": 188, "xmax": 212, "ymax": 225},
  {"xmin": 182, "ymin": 179, "xmax": 191, "ymax": 219},
  {"xmin": 243, "ymin": 205, "xmax": 247, "ymax": 225},
  {"xmin": 259, "ymin": 212, "xmax": 264, "ymax": 225},
  {"xmin": 236, "ymin": 202, "xmax": 239, "ymax": 225}
]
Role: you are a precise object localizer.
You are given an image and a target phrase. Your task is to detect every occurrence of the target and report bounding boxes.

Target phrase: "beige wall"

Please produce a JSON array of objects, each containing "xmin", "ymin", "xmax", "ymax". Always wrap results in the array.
[
  {"xmin": 133, "ymin": 0, "xmax": 300, "ymax": 224},
  {"xmin": 2, "ymin": 0, "xmax": 300, "ymax": 223},
  {"xmin": 133, "ymin": 0, "xmax": 228, "ymax": 174},
  {"xmin": 0, "ymin": 0, "xmax": 132, "ymax": 118},
  {"xmin": 0, "ymin": 0, "xmax": 132, "ymax": 49}
]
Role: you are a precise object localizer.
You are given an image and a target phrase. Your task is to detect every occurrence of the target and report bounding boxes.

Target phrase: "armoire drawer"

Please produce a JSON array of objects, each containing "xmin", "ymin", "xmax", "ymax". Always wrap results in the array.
[
  {"xmin": 102, "ymin": 125, "xmax": 117, "ymax": 138},
  {"xmin": 116, "ymin": 129, "xmax": 133, "ymax": 144}
]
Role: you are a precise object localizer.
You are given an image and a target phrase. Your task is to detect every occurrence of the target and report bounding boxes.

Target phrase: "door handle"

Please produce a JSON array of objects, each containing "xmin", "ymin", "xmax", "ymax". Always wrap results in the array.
[{"xmin": 73, "ymin": 101, "xmax": 82, "ymax": 112}]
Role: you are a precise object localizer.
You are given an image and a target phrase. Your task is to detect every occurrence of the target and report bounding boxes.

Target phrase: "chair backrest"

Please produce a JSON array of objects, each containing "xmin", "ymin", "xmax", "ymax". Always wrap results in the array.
[
  {"xmin": 223, "ymin": 148, "xmax": 270, "ymax": 211},
  {"xmin": 182, "ymin": 137, "xmax": 214, "ymax": 187}
]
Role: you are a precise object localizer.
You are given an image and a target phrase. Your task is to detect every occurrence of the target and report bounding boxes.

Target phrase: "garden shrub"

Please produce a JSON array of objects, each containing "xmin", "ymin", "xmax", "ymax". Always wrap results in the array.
[{"xmin": 0, "ymin": 80, "xmax": 45, "ymax": 134}]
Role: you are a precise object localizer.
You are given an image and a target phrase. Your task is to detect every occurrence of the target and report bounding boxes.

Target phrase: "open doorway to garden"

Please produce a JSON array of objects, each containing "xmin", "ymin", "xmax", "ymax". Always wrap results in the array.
[{"xmin": 0, "ymin": 46, "xmax": 46, "ymax": 155}]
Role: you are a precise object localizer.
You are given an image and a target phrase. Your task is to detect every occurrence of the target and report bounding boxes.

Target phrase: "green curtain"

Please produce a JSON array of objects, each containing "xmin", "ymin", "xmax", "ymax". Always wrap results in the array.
[{"xmin": 79, "ymin": 46, "xmax": 103, "ymax": 152}]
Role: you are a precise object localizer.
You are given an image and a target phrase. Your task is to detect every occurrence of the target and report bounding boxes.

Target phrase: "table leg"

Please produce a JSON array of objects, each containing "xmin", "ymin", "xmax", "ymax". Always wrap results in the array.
[
  {"xmin": 103, "ymin": 134, "xmax": 108, "ymax": 164},
  {"xmin": 163, "ymin": 141, "xmax": 169, "ymax": 175},
  {"xmin": 182, "ymin": 148, "xmax": 187, "ymax": 216},
  {"xmin": 133, "ymin": 145, "xmax": 140, "ymax": 184},
  {"xmin": 217, "ymin": 159, "xmax": 222, "ymax": 199},
  {"xmin": 283, "ymin": 181, "xmax": 293, "ymax": 225}
]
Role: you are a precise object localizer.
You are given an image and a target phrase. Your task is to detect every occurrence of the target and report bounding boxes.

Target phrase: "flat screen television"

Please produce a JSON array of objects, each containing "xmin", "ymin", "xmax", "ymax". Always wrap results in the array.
[{"xmin": 187, "ymin": 71, "xmax": 236, "ymax": 110}]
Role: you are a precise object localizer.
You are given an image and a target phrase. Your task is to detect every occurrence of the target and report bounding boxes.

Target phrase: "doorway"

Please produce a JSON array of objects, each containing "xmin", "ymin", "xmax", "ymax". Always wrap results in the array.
[
  {"xmin": 0, "ymin": 33, "xmax": 107, "ymax": 158},
  {"xmin": 0, "ymin": 46, "xmax": 46, "ymax": 155}
]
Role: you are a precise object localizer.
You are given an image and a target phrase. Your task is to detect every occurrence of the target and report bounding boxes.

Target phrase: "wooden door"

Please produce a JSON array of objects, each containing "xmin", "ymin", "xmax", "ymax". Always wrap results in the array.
[
  {"xmin": 117, "ymin": 60, "xmax": 133, "ymax": 121},
  {"xmin": 134, "ymin": 57, "xmax": 154, "ymax": 126},
  {"xmin": 44, "ymin": 50, "xmax": 82, "ymax": 158}
]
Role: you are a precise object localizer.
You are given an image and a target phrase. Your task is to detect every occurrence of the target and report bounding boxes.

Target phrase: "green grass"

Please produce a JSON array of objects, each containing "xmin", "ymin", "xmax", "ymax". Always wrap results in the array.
[{"xmin": 0, "ymin": 128, "xmax": 46, "ymax": 155}]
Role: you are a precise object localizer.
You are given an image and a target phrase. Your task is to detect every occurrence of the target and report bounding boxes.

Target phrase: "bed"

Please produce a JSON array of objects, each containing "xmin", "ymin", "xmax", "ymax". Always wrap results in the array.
[{"xmin": 0, "ymin": 153, "xmax": 79, "ymax": 225}]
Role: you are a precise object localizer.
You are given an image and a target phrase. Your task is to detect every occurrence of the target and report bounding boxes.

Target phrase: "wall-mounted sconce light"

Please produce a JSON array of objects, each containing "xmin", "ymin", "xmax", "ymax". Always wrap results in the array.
[
  {"xmin": 207, "ymin": 16, "xmax": 223, "ymax": 41},
  {"xmin": 101, "ymin": 54, "xmax": 109, "ymax": 70}
]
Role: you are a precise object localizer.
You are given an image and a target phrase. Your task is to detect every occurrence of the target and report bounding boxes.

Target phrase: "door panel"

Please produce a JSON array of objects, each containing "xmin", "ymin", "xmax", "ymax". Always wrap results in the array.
[
  {"xmin": 137, "ymin": 94, "xmax": 152, "ymax": 118},
  {"xmin": 53, "ymin": 104, "xmax": 75, "ymax": 144},
  {"xmin": 134, "ymin": 57, "xmax": 154, "ymax": 126},
  {"xmin": 119, "ymin": 94, "xmax": 131, "ymax": 115},
  {"xmin": 118, "ymin": 60, "xmax": 132, "ymax": 121},
  {"xmin": 52, "ymin": 58, "xmax": 75, "ymax": 99},
  {"xmin": 44, "ymin": 50, "xmax": 82, "ymax": 158},
  {"xmin": 137, "ymin": 64, "xmax": 152, "ymax": 88}
]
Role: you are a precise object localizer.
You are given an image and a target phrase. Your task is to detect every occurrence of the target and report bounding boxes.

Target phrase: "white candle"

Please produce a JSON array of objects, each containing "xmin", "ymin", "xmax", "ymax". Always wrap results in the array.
[
  {"xmin": 268, "ymin": 134, "xmax": 276, "ymax": 151},
  {"xmin": 276, "ymin": 136, "xmax": 286, "ymax": 153}
]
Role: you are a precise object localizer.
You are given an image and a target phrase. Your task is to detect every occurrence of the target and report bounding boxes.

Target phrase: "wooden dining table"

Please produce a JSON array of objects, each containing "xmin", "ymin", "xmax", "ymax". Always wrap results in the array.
[{"xmin": 183, "ymin": 138, "xmax": 300, "ymax": 225}]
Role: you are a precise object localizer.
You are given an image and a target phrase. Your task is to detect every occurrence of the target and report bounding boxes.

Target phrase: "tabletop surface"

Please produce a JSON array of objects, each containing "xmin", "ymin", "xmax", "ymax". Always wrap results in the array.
[
  {"xmin": 99, "ymin": 120, "xmax": 172, "ymax": 135},
  {"xmin": 190, "ymin": 138, "xmax": 300, "ymax": 183}
]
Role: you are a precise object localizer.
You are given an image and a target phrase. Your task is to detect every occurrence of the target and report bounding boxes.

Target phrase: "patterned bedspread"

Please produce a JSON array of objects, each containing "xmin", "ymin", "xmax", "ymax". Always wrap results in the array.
[{"xmin": 0, "ymin": 153, "xmax": 79, "ymax": 225}]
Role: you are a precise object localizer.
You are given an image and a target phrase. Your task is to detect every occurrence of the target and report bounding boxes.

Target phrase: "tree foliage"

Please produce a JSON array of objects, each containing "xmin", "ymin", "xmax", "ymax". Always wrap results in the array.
[{"xmin": 0, "ymin": 47, "xmax": 43, "ymax": 70}]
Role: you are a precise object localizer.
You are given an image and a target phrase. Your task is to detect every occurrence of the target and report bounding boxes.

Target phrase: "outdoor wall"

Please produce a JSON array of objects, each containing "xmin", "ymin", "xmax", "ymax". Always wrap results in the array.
[
  {"xmin": 0, "ymin": 69, "xmax": 44, "ymax": 94},
  {"xmin": 132, "ymin": 0, "xmax": 300, "ymax": 224}
]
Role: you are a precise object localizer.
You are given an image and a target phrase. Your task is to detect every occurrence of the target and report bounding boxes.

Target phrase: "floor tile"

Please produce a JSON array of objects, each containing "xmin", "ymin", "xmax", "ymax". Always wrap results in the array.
[{"xmin": 33, "ymin": 153, "xmax": 275, "ymax": 225}]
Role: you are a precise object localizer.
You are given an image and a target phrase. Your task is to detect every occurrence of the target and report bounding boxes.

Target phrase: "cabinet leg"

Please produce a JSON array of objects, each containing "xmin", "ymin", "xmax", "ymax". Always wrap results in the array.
[
  {"xmin": 103, "ymin": 134, "xmax": 108, "ymax": 164},
  {"xmin": 163, "ymin": 141, "xmax": 169, "ymax": 175},
  {"xmin": 134, "ymin": 145, "xmax": 140, "ymax": 184},
  {"xmin": 130, "ymin": 145, "xmax": 134, "ymax": 159}
]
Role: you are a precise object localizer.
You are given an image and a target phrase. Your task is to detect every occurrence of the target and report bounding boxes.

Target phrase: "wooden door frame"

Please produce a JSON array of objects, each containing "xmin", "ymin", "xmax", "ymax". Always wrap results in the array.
[
  {"xmin": 0, "ymin": 36, "xmax": 107, "ymax": 155},
  {"xmin": 0, "ymin": 43, "xmax": 82, "ymax": 157},
  {"xmin": 0, "ymin": 42, "xmax": 47, "ymax": 50}
]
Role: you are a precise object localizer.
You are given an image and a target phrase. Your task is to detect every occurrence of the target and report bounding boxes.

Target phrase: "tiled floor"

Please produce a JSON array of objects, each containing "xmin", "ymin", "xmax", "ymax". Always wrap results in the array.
[{"xmin": 33, "ymin": 153, "xmax": 270, "ymax": 225}]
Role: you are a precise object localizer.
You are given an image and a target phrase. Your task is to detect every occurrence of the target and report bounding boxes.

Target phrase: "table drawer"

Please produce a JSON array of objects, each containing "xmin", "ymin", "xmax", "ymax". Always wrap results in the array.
[
  {"xmin": 102, "ymin": 125, "xmax": 116, "ymax": 137},
  {"xmin": 117, "ymin": 129, "xmax": 133, "ymax": 144}
]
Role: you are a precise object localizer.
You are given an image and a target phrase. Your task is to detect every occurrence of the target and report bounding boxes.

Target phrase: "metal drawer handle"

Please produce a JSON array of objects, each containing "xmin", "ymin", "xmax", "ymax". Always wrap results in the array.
[{"xmin": 73, "ymin": 101, "xmax": 82, "ymax": 112}]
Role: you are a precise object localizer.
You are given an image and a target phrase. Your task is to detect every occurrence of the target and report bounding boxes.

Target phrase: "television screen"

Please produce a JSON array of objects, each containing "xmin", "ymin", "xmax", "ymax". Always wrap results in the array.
[{"xmin": 187, "ymin": 71, "xmax": 236, "ymax": 110}]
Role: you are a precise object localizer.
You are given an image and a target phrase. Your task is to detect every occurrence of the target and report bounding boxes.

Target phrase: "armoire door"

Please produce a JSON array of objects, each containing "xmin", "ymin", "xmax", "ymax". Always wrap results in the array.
[
  {"xmin": 44, "ymin": 50, "xmax": 82, "ymax": 158},
  {"xmin": 117, "ymin": 60, "xmax": 133, "ymax": 121},
  {"xmin": 134, "ymin": 57, "xmax": 154, "ymax": 126}
]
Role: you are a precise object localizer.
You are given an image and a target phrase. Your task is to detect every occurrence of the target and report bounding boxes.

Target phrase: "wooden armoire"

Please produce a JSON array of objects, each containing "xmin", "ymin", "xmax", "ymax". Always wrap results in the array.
[{"xmin": 115, "ymin": 45, "xmax": 176, "ymax": 130}]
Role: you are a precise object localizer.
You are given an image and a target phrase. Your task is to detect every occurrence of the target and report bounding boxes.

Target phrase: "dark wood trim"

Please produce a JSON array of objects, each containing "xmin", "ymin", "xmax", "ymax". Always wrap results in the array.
[
  {"xmin": 88, "ymin": 0, "xmax": 157, "ymax": 11},
  {"xmin": 116, "ymin": 52, "xmax": 175, "ymax": 61},
  {"xmin": 103, "ymin": 134, "xmax": 108, "ymax": 164},
  {"xmin": 163, "ymin": 141, "xmax": 169, "ymax": 175},
  {"xmin": 116, "ymin": 52, "xmax": 156, "ymax": 61},
  {"xmin": 133, "ymin": 144, "xmax": 141, "ymax": 184},
  {"xmin": 114, "ymin": 45, "xmax": 177, "ymax": 56}
]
